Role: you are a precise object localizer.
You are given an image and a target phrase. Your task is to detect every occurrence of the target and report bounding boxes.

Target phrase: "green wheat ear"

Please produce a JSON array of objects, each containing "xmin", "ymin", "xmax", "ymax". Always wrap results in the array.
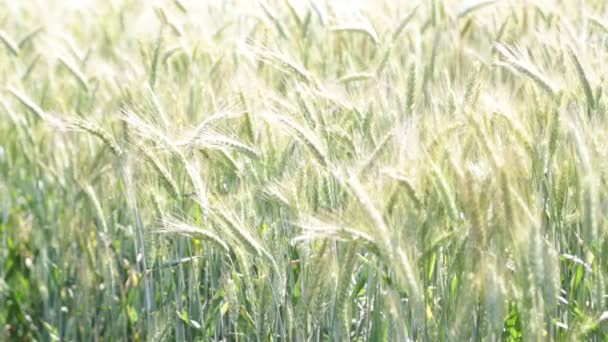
[
  {"xmin": 157, "ymin": 216, "xmax": 229, "ymax": 252},
  {"xmin": 405, "ymin": 59, "xmax": 417, "ymax": 115},
  {"xmin": 568, "ymin": 46, "xmax": 595, "ymax": 114},
  {"xmin": 495, "ymin": 43, "xmax": 558, "ymax": 97},
  {"xmin": 265, "ymin": 111, "xmax": 329, "ymax": 167},
  {"xmin": 68, "ymin": 118, "xmax": 124, "ymax": 156},
  {"xmin": 8, "ymin": 87, "xmax": 61, "ymax": 125},
  {"xmin": 0, "ymin": 30, "xmax": 20, "ymax": 56},
  {"xmin": 58, "ymin": 55, "xmax": 89, "ymax": 92},
  {"xmin": 138, "ymin": 144, "xmax": 180, "ymax": 199}
]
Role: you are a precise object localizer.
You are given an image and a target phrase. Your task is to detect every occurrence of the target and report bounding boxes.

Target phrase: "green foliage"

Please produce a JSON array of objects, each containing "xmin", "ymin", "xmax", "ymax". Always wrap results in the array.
[{"xmin": 1, "ymin": 0, "xmax": 608, "ymax": 340}]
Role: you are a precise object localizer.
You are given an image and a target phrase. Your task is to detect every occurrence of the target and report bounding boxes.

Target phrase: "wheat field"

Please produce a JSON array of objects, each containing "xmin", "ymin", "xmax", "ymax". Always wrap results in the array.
[{"xmin": 1, "ymin": 0, "xmax": 608, "ymax": 340}]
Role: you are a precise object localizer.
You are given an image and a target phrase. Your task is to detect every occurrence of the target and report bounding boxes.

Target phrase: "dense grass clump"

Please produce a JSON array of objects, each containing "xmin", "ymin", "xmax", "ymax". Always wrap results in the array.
[{"xmin": 2, "ymin": 0, "xmax": 608, "ymax": 340}]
